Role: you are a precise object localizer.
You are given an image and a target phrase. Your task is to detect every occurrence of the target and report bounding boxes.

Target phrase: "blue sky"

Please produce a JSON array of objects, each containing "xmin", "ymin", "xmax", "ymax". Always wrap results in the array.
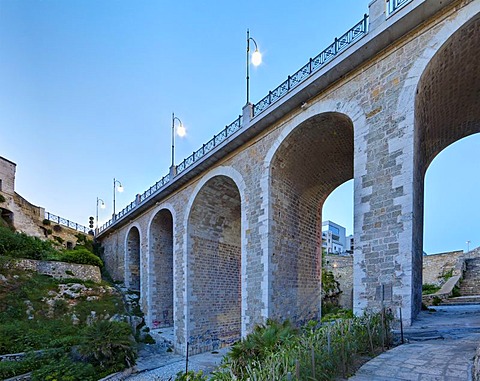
[{"xmin": 0, "ymin": 0, "xmax": 478, "ymax": 254}]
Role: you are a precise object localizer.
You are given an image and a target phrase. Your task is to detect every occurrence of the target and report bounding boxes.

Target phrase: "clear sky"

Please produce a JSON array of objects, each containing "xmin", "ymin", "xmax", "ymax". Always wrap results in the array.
[{"xmin": 0, "ymin": 0, "xmax": 478, "ymax": 254}]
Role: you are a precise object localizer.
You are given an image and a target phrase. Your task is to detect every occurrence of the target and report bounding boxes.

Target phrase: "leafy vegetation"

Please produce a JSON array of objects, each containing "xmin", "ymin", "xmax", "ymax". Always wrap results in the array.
[
  {"xmin": 0, "ymin": 226, "xmax": 103, "ymax": 267},
  {"xmin": 0, "ymin": 194, "xmax": 5, "ymax": 203},
  {"xmin": 422, "ymin": 283, "xmax": 441, "ymax": 295},
  {"xmin": 212, "ymin": 312, "xmax": 393, "ymax": 381},
  {"xmin": 176, "ymin": 370, "xmax": 209, "ymax": 380},
  {"xmin": 0, "ymin": 226, "xmax": 58, "ymax": 260},
  {"xmin": 441, "ymin": 269, "xmax": 454, "ymax": 282},
  {"xmin": 0, "ymin": 267, "xmax": 135, "ymax": 380},
  {"xmin": 60, "ymin": 247, "xmax": 103, "ymax": 267}
]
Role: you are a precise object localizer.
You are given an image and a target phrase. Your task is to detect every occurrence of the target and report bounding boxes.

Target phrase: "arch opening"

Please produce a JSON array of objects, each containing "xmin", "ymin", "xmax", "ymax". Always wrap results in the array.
[
  {"xmin": 149, "ymin": 209, "xmax": 174, "ymax": 328},
  {"xmin": 126, "ymin": 226, "xmax": 141, "ymax": 291},
  {"xmin": 187, "ymin": 175, "xmax": 242, "ymax": 353},
  {"xmin": 414, "ymin": 13, "xmax": 480, "ymax": 312},
  {"xmin": 270, "ymin": 112, "xmax": 354, "ymax": 323}
]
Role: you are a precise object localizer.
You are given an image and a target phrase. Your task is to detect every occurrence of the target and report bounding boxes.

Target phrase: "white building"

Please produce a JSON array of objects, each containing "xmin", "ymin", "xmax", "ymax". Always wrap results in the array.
[{"xmin": 322, "ymin": 220, "xmax": 347, "ymax": 254}]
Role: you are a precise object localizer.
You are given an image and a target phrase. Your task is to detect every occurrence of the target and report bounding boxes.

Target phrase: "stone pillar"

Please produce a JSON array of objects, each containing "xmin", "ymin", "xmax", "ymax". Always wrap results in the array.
[
  {"xmin": 368, "ymin": 0, "xmax": 386, "ymax": 31},
  {"xmin": 242, "ymin": 103, "xmax": 253, "ymax": 128},
  {"xmin": 353, "ymin": 106, "xmax": 418, "ymax": 325}
]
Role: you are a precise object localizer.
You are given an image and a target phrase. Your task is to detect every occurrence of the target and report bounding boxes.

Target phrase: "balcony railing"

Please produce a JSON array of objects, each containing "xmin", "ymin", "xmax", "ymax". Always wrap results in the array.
[{"xmin": 386, "ymin": 0, "xmax": 412, "ymax": 16}]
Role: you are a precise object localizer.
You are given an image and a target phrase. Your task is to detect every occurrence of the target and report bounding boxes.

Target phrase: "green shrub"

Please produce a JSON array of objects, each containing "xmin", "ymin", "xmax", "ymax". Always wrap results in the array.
[
  {"xmin": 175, "ymin": 370, "xmax": 208, "ymax": 381},
  {"xmin": 42, "ymin": 219, "xmax": 51, "ymax": 226},
  {"xmin": 452, "ymin": 285, "xmax": 461, "ymax": 297},
  {"xmin": 53, "ymin": 236, "xmax": 64, "ymax": 244},
  {"xmin": 422, "ymin": 283, "xmax": 441, "ymax": 295},
  {"xmin": 46, "ymin": 229, "xmax": 53, "ymax": 235},
  {"xmin": 78, "ymin": 321, "xmax": 136, "ymax": 373},
  {"xmin": 0, "ymin": 194, "xmax": 5, "ymax": 203},
  {"xmin": 223, "ymin": 319, "xmax": 297, "ymax": 377},
  {"xmin": 213, "ymin": 311, "xmax": 393, "ymax": 381},
  {"xmin": 441, "ymin": 269, "xmax": 454, "ymax": 282},
  {"xmin": 432, "ymin": 296, "xmax": 442, "ymax": 306},
  {"xmin": 60, "ymin": 248, "xmax": 103, "ymax": 267},
  {"xmin": 53, "ymin": 225, "xmax": 62, "ymax": 233},
  {"xmin": 0, "ymin": 226, "xmax": 57, "ymax": 260},
  {"xmin": 142, "ymin": 334, "xmax": 156, "ymax": 344},
  {"xmin": 31, "ymin": 354, "xmax": 97, "ymax": 381}
]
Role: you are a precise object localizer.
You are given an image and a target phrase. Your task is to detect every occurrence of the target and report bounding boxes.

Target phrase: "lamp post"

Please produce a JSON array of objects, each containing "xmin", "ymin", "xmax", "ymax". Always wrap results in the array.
[
  {"xmin": 246, "ymin": 29, "xmax": 262, "ymax": 104},
  {"xmin": 171, "ymin": 112, "xmax": 186, "ymax": 176},
  {"xmin": 113, "ymin": 178, "xmax": 123, "ymax": 219},
  {"xmin": 467, "ymin": 240, "xmax": 471, "ymax": 253},
  {"xmin": 96, "ymin": 197, "xmax": 106, "ymax": 231}
]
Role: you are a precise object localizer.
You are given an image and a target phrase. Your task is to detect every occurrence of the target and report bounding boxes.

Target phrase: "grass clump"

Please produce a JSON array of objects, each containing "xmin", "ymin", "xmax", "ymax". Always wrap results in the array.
[{"xmin": 422, "ymin": 283, "xmax": 441, "ymax": 295}]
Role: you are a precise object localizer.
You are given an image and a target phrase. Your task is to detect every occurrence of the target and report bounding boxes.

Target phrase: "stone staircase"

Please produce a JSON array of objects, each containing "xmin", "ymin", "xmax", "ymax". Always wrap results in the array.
[{"xmin": 442, "ymin": 258, "xmax": 480, "ymax": 305}]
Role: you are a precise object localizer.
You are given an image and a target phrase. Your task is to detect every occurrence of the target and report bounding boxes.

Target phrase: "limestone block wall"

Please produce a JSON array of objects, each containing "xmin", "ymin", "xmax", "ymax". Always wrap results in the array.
[
  {"xmin": 0, "ymin": 193, "xmax": 45, "ymax": 238},
  {"xmin": 0, "ymin": 156, "xmax": 16, "ymax": 195},
  {"xmin": 423, "ymin": 251, "xmax": 464, "ymax": 285},
  {"xmin": 6, "ymin": 258, "xmax": 101, "ymax": 283},
  {"xmin": 324, "ymin": 255, "xmax": 354, "ymax": 309}
]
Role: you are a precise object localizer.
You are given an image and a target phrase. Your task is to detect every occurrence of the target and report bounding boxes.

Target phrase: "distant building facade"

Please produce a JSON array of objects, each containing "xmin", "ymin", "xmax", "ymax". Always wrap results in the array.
[{"xmin": 322, "ymin": 220, "xmax": 348, "ymax": 254}]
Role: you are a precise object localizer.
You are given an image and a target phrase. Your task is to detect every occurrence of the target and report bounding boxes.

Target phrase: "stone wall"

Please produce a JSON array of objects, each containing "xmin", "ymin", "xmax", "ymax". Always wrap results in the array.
[
  {"xmin": 0, "ymin": 156, "xmax": 16, "ymax": 195},
  {"xmin": 324, "ymin": 254, "xmax": 354, "ymax": 309},
  {"xmin": 423, "ymin": 251, "xmax": 464, "ymax": 286},
  {"xmin": 6, "ymin": 258, "xmax": 101, "ymax": 283}
]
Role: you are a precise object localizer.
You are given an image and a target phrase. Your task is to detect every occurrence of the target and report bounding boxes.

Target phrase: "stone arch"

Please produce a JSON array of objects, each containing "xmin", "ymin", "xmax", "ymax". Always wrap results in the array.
[
  {"xmin": 147, "ymin": 206, "xmax": 175, "ymax": 329},
  {"xmin": 125, "ymin": 224, "xmax": 141, "ymax": 291},
  {"xmin": 185, "ymin": 168, "xmax": 245, "ymax": 354},
  {"xmin": 412, "ymin": 11, "xmax": 480, "ymax": 312},
  {"xmin": 267, "ymin": 111, "xmax": 354, "ymax": 323}
]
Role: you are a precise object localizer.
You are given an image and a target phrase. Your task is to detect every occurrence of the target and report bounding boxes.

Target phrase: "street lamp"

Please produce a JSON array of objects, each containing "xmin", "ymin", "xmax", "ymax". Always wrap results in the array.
[
  {"xmin": 113, "ymin": 178, "xmax": 123, "ymax": 218},
  {"xmin": 246, "ymin": 29, "xmax": 262, "ymax": 104},
  {"xmin": 171, "ymin": 112, "xmax": 186, "ymax": 173},
  {"xmin": 96, "ymin": 197, "xmax": 106, "ymax": 230},
  {"xmin": 467, "ymin": 240, "xmax": 471, "ymax": 253}
]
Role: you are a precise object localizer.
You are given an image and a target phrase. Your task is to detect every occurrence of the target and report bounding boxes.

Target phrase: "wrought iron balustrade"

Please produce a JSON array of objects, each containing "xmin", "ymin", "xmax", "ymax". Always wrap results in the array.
[
  {"xmin": 176, "ymin": 116, "xmax": 242, "ymax": 175},
  {"xmin": 139, "ymin": 173, "xmax": 171, "ymax": 203},
  {"xmin": 387, "ymin": 0, "xmax": 411, "ymax": 15},
  {"xmin": 44, "ymin": 212, "xmax": 90, "ymax": 234},
  {"xmin": 253, "ymin": 14, "xmax": 369, "ymax": 116}
]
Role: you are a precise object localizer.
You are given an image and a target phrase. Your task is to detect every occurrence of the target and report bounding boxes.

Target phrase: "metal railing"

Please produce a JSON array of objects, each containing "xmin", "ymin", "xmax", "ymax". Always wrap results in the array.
[
  {"xmin": 139, "ymin": 173, "xmax": 171, "ymax": 204},
  {"xmin": 98, "ymin": 13, "xmax": 372, "ymax": 235},
  {"xmin": 177, "ymin": 116, "xmax": 242, "ymax": 174},
  {"xmin": 44, "ymin": 211, "xmax": 90, "ymax": 234},
  {"xmin": 387, "ymin": 0, "xmax": 411, "ymax": 15},
  {"xmin": 253, "ymin": 14, "xmax": 368, "ymax": 116}
]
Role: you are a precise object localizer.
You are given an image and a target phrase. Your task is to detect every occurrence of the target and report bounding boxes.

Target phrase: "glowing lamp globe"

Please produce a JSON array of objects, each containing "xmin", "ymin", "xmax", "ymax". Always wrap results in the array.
[{"xmin": 251, "ymin": 49, "xmax": 262, "ymax": 66}]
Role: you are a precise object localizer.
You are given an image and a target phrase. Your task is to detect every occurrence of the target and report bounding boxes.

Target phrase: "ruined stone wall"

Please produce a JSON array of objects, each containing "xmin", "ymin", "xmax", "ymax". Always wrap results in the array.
[{"xmin": 6, "ymin": 258, "xmax": 101, "ymax": 283}]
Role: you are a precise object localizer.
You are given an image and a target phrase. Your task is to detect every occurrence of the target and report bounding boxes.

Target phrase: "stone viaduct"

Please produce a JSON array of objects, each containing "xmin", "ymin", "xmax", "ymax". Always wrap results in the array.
[{"xmin": 98, "ymin": 0, "xmax": 480, "ymax": 355}]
